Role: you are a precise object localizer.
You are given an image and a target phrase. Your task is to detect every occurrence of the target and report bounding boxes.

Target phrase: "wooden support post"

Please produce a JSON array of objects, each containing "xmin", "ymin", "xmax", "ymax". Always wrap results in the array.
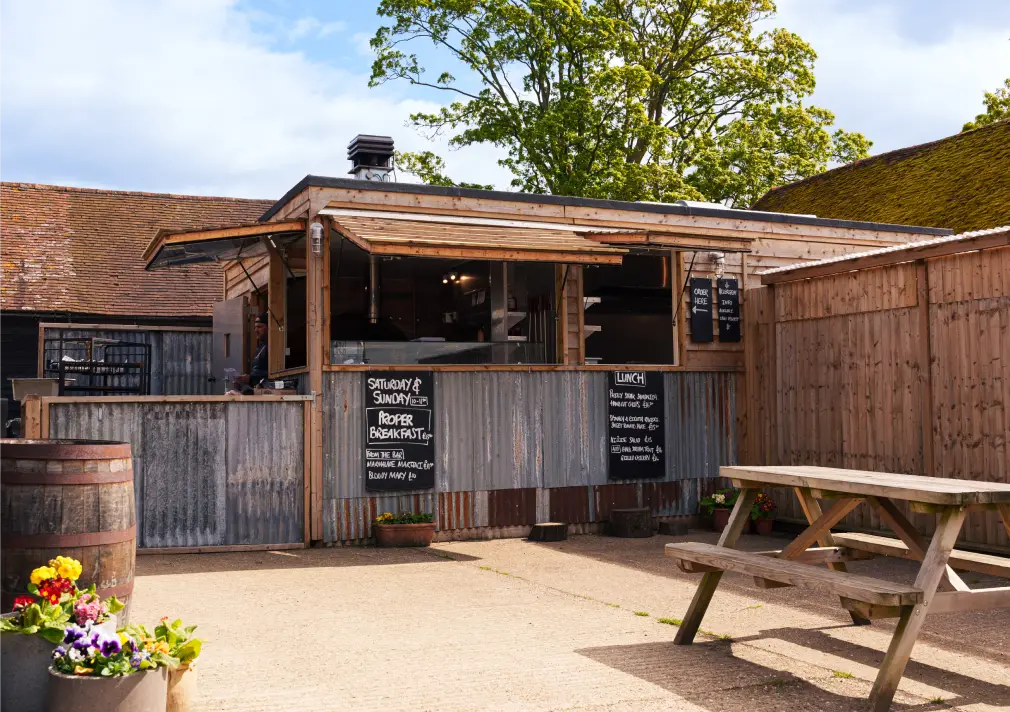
[
  {"xmin": 794, "ymin": 488, "xmax": 871, "ymax": 625},
  {"xmin": 674, "ymin": 488, "xmax": 758, "ymax": 645},
  {"xmin": 674, "ymin": 251, "xmax": 687, "ymax": 368},
  {"xmin": 869, "ymin": 506, "xmax": 967, "ymax": 711},
  {"xmin": 998, "ymin": 505, "xmax": 1010, "ymax": 539},
  {"xmin": 22, "ymin": 395, "xmax": 42, "ymax": 439},
  {"xmin": 306, "ymin": 219, "xmax": 326, "ymax": 542},
  {"xmin": 914, "ymin": 261, "xmax": 935, "ymax": 478},
  {"xmin": 267, "ymin": 248, "xmax": 286, "ymax": 374},
  {"xmin": 303, "ymin": 399, "xmax": 312, "ymax": 546},
  {"xmin": 37, "ymin": 326, "xmax": 46, "ymax": 377}
]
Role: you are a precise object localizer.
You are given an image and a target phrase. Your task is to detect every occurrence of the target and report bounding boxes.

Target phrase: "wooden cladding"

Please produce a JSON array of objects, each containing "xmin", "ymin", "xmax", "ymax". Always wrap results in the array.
[
  {"xmin": 743, "ymin": 245, "xmax": 1010, "ymax": 551},
  {"xmin": 774, "ymin": 262, "xmax": 918, "ymax": 321}
]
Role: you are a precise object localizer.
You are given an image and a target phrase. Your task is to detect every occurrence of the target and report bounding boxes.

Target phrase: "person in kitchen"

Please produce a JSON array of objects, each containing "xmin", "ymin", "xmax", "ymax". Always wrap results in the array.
[{"xmin": 232, "ymin": 313, "xmax": 269, "ymax": 394}]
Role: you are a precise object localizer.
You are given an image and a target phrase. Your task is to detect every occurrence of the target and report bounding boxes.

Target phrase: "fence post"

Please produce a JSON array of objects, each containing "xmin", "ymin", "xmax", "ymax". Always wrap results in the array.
[
  {"xmin": 914, "ymin": 260, "xmax": 935, "ymax": 477},
  {"xmin": 22, "ymin": 395, "xmax": 42, "ymax": 438}
]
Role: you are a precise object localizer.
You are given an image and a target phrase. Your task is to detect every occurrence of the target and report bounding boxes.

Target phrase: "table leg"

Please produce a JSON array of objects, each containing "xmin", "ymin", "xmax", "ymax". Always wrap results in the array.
[
  {"xmin": 794, "ymin": 488, "xmax": 872, "ymax": 626},
  {"xmin": 673, "ymin": 488, "xmax": 758, "ymax": 645},
  {"xmin": 869, "ymin": 506, "xmax": 967, "ymax": 711},
  {"xmin": 998, "ymin": 505, "xmax": 1010, "ymax": 539}
]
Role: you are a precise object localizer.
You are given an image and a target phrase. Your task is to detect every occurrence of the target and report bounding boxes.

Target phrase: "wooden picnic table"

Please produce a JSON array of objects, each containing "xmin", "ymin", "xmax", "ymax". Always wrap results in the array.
[{"xmin": 665, "ymin": 465, "xmax": 1010, "ymax": 712}]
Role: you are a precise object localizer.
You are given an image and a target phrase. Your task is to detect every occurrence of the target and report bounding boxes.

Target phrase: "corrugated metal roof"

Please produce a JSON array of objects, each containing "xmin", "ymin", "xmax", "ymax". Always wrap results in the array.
[{"xmin": 760, "ymin": 225, "xmax": 1010, "ymax": 278}]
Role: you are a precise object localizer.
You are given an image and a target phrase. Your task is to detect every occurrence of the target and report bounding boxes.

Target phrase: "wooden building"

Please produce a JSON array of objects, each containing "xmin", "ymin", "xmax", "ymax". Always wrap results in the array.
[
  {"xmin": 131, "ymin": 138, "xmax": 949, "ymax": 546},
  {"xmin": 0, "ymin": 183, "xmax": 273, "ymax": 416}
]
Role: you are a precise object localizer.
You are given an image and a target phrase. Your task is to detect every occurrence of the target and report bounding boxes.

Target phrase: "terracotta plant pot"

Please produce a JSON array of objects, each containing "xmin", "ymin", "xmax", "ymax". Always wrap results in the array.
[
  {"xmin": 373, "ymin": 522, "xmax": 437, "ymax": 547},
  {"xmin": 166, "ymin": 664, "xmax": 197, "ymax": 712},
  {"xmin": 712, "ymin": 508, "xmax": 731, "ymax": 532},
  {"xmin": 1, "ymin": 623, "xmax": 57, "ymax": 712},
  {"xmin": 753, "ymin": 518, "xmax": 775, "ymax": 536},
  {"xmin": 46, "ymin": 667, "xmax": 168, "ymax": 712}
]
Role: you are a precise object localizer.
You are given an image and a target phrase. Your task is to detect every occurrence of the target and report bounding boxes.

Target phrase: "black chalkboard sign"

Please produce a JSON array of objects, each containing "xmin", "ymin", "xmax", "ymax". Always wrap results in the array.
[
  {"xmin": 364, "ymin": 372, "xmax": 436, "ymax": 491},
  {"xmin": 689, "ymin": 277, "xmax": 714, "ymax": 342},
  {"xmin": 717, "ymin": 278, "xmax": 741, "ymax": 342},
  {"xmin": 607, "ymin": 371, "xmax": 666, "ymax": 480}
]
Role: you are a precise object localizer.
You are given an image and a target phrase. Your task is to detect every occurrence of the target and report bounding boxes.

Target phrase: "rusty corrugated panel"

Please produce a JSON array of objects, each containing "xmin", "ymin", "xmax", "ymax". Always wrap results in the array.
[
  {"xmin": 548, "ymin": 486, "xmax": 591, "ymax": 523},
  {"xmin": 322, "ymin": 371, "xmax": 365, "ymax": 501},
  {"xmin": 592, "ymin": 483, "xmax": 639, "ymax": 522},
  {"xmin": 642, "ymin": 481, "xmax": 681, "ymax": 516},
  {"xmin": 438, "ymin": 491, "xmax": 490, "ymax": 530},
  {"xmin": 48, "ymin": 400, "xmax": 304, "ymax": 548},
  {"xmin": 487, "ymin": 488, "xmax": 537, "ymax": 527}
]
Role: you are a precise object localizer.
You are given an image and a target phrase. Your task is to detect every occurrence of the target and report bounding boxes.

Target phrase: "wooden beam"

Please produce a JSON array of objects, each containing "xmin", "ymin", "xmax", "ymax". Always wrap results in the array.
[
  {"xmin": 1000, "ymin": 505, "xmax": 1010, "ymax": 538},
  {"xmin": 755, "ymin": 546, "xmax": 876, "ymax": 565},
  {"xmin": 833, "ymin": 532, "xmax": 1010, "ymax": 579},
  {"xmin": 144, "ymin": 220, "xmax": 306, "ymax": 264},
  {"xmin": 840, "ymin": 598, "xmax": 905, "ymax": 621},
  {"xmin": 779, "ymin": 497, "xmax": 864, "ymax": 560},
  {"xmin": 761, "ymin": 230, "xmax": 1009, "ymax": 285},
  {"xmin": 268, "ymin": 248, "xmax": 286, "ymax": 374},
  {"xmin": 41, "ymin": 395, "xmax": 311, "ymax": 404},
  {"xmin": 36, "ymin": 324, "xmax": 45, "ymax": 377},
  {"xmin": 367, "ymin": 243, "xmax": 625, "ymax": 265},
  {"xmin": 22, "ymin": 395, "xmax": 42, "ymax": 438},
  {"xmin": 930, "ymin": 587, "xmax": 1010, "ymax": 614},
  {"xmin": 303, "ymin": 399, "xmax": 312, "ymax": 546},
  {"xmin": 866, "ymin": 496, "xmax": 927, "ymax": 556},
  {"xmin": 37, "ymin": 322, "xmax": 213, "ymax": 333},
  {"xmin": 914, "ymin": 261, "xmax": 935, "ymax": 479}
]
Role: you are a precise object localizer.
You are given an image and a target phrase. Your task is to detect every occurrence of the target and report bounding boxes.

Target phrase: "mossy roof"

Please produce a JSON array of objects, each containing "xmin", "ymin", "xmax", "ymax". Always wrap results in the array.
[{"xmin": 751, "ymin": 120, "xmax": 1010, "ymax": 234}]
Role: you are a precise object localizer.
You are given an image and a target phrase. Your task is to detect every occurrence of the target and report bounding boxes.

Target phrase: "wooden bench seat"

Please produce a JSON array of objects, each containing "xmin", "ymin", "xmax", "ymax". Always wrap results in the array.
[
  {"xmin": 833, "ymin": 532, "xmax": 1010, "ymax": 579},
  {"xmin": 665, "ymin": 542, "xmax": 923, "ymax": 607}
]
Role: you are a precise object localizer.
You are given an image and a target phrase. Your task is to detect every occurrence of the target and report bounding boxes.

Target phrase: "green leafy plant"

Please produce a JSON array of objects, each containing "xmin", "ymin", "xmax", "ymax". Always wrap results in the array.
[
  {"xmin": 375, "ymin": 512, "xmax": 435, "ymax": 525},
  {"xmin": 53, "ymin": 623, "xmax": 177, "ymax": 677},
  {"xmin": 699, "ymin": 488, "xmax": 738, "ymax": 515},
  {"xmin": 750, "ymin": 493, "xmax": 778, "ymax": 520},
  {"xmin": 0, "ymin": 599, "xmax": 72, "ymax": 644}
]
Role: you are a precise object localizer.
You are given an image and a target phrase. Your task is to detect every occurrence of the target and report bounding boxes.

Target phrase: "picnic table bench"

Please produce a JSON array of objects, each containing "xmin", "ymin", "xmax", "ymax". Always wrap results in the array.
[{"xmin": 666, "ymin": 465, "xmax": 1010, "ymax": 712}]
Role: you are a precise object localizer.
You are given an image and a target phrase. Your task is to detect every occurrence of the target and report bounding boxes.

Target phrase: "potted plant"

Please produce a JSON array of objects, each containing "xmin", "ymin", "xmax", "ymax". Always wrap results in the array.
[
  {"xmin": 125, "ymin": 618, "xmax": 202, "ymax": 712},
  {"xmin": 372, "ymin": 512, "xmax": 437, "ymax": 547},
  {"xmin": 750, "ymin": 493, "xmax": 777, "ymax": 535},
  {"xmin": 699, "ymin": 489, "xmax": 738, "ymax": 532},
  {"xmin": 0, "ymin": 556, "xmax": 123, "ymax": 712},
  {"xmin": 48, "ymin": 622, "xmax": 177, "ymax": 712}
]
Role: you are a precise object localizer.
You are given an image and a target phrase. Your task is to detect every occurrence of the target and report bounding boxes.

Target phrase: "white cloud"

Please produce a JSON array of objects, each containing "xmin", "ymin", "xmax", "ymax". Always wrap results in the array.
[
  {"xmin": 0, "ymin": 0, "xmax": 511, "ymax": 198},
  {"xmin": 287, "ymin": 17, "xmax": 347, "ymax": 41},
  {"xmin": 770, "ymin": 0, "xmax": 1010, "ymax": 153}
]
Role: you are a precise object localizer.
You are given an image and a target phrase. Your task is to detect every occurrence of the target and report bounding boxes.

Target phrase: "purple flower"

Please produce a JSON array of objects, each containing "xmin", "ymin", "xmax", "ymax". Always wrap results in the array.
[
  {"xmin": 52, "ymin": 646, "xmax": 67, "ymax": 660},
  {"xmin": 129, "ymin": 651, "xmax": 150, "ymax": 669},
  {"xmin": 63, "ymin": 624, "xmax": 87, "ymax": 645},
  {"xmin": 99, "ymin": 636, "xmax": 121, "ymax": 657}
]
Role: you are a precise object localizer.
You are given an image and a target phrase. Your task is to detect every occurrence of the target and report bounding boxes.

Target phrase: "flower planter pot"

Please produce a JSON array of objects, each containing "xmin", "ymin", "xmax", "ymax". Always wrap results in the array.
[
  {"xmin": 753, "ymin": 518, "xmax": 775, "ymax": 536},
  {"xmin": 46, "ymin": 667, "xmax": 168, "ymax": 712},
  {"xmin": 712, "ymin": 508, "xmax": 731, "ymax": 532},
  {"xmin": 1, "ymin": 624, "xmax": 57, "ymax": 712},
  {"xmin": 166, "ymin": 663, "xmax": 197, "ymax": 712},
  {"xmin": 373, "ymin": 522, "xmax": 437, "ymax": 547}
]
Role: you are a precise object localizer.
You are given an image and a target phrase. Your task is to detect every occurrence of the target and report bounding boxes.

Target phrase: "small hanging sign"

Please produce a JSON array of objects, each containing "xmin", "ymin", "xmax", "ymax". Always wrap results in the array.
[
  {"xmin": 689, "ymin": 277, "xmax": 714, "ymax": 343},
  {"xmin": 717, "ymin": 278, "xmax": 741, "ymax": 342}
]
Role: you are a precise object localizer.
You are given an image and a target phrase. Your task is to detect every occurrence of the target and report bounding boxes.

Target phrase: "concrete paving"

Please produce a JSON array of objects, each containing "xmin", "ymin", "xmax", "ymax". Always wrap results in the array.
[{"xmin": 132, "ymin": 532, "xmax": 1010, "ymax": 711}]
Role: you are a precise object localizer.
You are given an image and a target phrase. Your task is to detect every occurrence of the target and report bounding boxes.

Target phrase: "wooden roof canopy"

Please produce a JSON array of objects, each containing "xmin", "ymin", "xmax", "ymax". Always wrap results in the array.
[{"xmin": 144, "ymin": 220, "xmax": 306, "ymax": 269}]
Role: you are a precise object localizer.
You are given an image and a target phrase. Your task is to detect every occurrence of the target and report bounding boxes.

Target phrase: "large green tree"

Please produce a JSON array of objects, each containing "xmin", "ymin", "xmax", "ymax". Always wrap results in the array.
[
  {"xmin": 370, "ymin": 0, "xmax": 870, "ymax": 205},
  {"xmin": 962, "ymin": 78, "xmax": 1010, "ymax": 131}
]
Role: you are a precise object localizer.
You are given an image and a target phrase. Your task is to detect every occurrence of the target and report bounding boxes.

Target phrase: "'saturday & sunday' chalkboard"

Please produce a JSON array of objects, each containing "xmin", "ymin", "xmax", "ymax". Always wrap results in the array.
[
  {"xmin": 364, "ymin": 372, "xmax": 436, "ymax": 492},
  {"xmin": 607, "ymin": 371, "xmax": 666, "ymax": 480}
]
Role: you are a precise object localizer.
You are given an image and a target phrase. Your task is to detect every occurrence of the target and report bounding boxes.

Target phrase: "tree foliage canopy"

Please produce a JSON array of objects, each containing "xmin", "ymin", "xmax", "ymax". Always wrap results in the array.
[
  {"xmin": 371, "ymin": 0, "xmax": 870, "ymax": 205},
  {"xmin": 962, "ymin": 78, "xmax": 1010, "ymax": 132}
]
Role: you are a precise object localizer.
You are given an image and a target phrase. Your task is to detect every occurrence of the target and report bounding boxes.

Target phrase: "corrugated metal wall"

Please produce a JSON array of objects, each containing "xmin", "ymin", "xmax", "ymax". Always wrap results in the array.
[
  {"xmin": 322, "ymin": 371, "xmax": 736, "ymax": 543},
  {"xmin": 42, "ymin": 328, "xmax": 213, "ymax": 396},
  {"xmin": 48, "ymin": 399, "xmax": 306, "ymax": 548}
]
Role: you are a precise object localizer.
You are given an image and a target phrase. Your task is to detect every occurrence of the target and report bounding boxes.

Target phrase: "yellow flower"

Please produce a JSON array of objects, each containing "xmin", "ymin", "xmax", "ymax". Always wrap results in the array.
[
  {"xmin": 48, "ymin": 555, "xmax": 83, "ymax": 581},
  {"xmin": 30, "ymin": 566, "xmax": 57, "ymax": 586},
  {"xmin": 73, "ymin": 665, "xmax": 93, "ymax": 676}
]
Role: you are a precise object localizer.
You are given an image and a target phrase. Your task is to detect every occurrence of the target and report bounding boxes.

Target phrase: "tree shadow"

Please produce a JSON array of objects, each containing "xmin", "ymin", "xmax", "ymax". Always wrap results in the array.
[
  {"xmin": 576, "ymin": 633, "xmax": 1006, "ymax": 711},
  {"xmin": 136, "ymin": 544, "xmax": 479, "ymax": 576}
]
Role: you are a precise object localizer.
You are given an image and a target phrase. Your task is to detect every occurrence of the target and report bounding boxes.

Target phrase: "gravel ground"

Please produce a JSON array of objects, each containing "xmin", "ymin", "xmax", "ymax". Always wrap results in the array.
[{"xmin": 131, "ymin": 532, "xmax": 1010, "ymax": 711}]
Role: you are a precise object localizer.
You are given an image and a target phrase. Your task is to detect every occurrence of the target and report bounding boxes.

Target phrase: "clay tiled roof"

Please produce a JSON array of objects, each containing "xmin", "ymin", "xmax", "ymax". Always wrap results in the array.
[
  {"xmin": 751, "ymin": 120, "xmax": 1010, "ymax": 234},
  {"xmin": 1, "ymin": 183, "xmax": 274, "ymax": 317}
]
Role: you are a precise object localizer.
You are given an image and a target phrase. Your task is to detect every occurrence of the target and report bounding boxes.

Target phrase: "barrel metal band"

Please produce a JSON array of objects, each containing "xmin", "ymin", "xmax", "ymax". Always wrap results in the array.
[
  {"xmin": 0, "ymin": 469, "xmax": 134, "ymax": 486},
  {"xmin": 2, "ymin": 524, "xmax": 136, "ymax": 549}
]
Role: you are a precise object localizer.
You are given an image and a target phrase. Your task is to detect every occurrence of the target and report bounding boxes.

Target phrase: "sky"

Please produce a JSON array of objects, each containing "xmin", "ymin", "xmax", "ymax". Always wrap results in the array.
[{"xmin": 1, "ymin": 0, "xmax": 1008, "ymax": 200}]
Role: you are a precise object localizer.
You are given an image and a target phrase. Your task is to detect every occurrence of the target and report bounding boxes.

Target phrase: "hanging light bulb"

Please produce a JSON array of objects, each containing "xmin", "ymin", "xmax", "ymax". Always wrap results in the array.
[
  {"xmin": 449, "ymin": 272, "xmax": 458, "ymax": 281},
  {"xmin": 442, "ymin": 277, "xmax": 449, "ymax": 284}
]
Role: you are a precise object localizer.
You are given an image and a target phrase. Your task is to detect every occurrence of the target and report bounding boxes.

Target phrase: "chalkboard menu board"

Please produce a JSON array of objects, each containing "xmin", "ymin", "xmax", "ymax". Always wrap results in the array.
[
  {"xmin": 364, "ymin": 372, "xmax": 436, "ymax": 492},
  {"xmin": 689, "ymin": 277, "xmax": 714, "ymax": 342},
  {"xmin": 607, "ymin": 371, "xmax": 666, "ymax": 480},
  {"xmin": 717, "ymin": 278, "xmax": 741, "ymax": 342}
]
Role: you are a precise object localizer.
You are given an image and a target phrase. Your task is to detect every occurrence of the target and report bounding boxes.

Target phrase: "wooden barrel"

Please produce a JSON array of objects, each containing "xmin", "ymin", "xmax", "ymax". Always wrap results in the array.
[{"xmin": 1, "ymin": 439, "xmax": 136, "ymax": 619}]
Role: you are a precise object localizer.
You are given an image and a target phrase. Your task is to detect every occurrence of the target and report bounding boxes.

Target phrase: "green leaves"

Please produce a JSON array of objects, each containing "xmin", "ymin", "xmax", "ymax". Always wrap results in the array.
[
  {"xmin": 369, "ymin": 0, "xmax": 869, "ymax": 203},
  {"xmin": 962, "ymin": 78, "xmax": 1010, "ymax": 132},
  {"xmin": 1, "ymin": 600, "xmax": 71, "ymax": 641}
]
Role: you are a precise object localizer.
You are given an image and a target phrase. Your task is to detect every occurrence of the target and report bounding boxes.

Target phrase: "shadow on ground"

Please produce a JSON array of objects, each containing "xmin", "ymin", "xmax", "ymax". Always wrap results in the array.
[
  {"xmin": 137, "ymin": 544, "xmax": 480, "ymax": 576},
  {"xmin": 541, "ymin": 532, "xmax": 1010, "ymax": 663},
  {"xmin": 577, "ymin": 631, "xmax": 1008, "ymax": 712}
]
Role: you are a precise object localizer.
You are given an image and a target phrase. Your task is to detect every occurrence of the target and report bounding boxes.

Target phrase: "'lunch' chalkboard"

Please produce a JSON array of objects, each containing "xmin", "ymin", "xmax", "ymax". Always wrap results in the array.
[
  {"xmin": 717, "ymin": 278, "xmax": 741, "ymax": 342},
  {"xmin": 689, "ymin": 277, "xmax": 714, "ymax": 342},
  {"xmin": 364, "ymin": 372, "xmax": 436, "ymax": 492},
  {"xmin": 607, "ymin": 371, "xmax": 666, "ymax": 480}
]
